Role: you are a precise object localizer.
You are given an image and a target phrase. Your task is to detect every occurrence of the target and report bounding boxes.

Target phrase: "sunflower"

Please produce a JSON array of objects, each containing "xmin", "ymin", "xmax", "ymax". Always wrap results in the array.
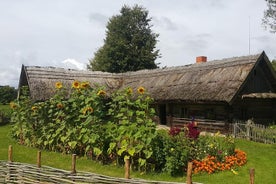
[
  {"xmin": 83, "ymin": 107, "xmax": 93, "ymax": 115},
  {"xmin": 97, "ymin": 90, "xmax": 106, "ymax": 96},
  {"xmin": 31, "ymin": 106, "xmax": 38, "ymax": 111},
  {"xmin": 81, "ymin": 82, "xmax": 90, "ymax": 89},
  {"xmin": 137, "ymin": 86, "xmax": 145, "ymax": 94},
  {"xmin": 126, "ymin": 87, "xmax": 133, "ymax": 95},
  {"xmin": 10, "ymin": 102, "xmax": 17, "ymax": 109},
  {"xmin": 55, "ymin": 82, "xmax": 63, "ymax": 89},
  {"xmin": 56, "ymin": 103, "xmax": 64, "ymax": 109},
  {"xmin": 72, "ymin": 81, "xmax": 80, "ymax": 89}
]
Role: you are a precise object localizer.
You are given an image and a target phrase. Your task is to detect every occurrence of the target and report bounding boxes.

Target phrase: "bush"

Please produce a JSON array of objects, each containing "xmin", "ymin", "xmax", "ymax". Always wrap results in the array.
[{"xmin": 0, "ymin": 105, "xmax": 12, "ymax": 126}]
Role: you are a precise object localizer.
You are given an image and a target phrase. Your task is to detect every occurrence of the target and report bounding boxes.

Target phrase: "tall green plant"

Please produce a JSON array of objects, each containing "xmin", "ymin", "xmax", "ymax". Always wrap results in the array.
[
  {"xmin": 107, "ymin": 87, "xmax": 157, "ymax": 171},
  {"xmin": 11, "ymin": 82, "xmax": 109, "ymax": 157},
  {"xmin": 10, "ymin": 86, "xmax": 33, "ymax": 145}
]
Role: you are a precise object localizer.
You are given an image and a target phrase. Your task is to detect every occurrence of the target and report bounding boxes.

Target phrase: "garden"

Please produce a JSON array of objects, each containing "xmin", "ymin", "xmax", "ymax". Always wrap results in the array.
[{"xmin": 8, "ymin": 81, "xmax": 248, "ymax": 177}]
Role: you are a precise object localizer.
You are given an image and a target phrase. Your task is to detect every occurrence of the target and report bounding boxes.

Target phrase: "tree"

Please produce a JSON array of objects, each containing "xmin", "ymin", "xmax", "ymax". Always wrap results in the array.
[
  {"xmin": 0, "ymin": 85, "xmax": 17, "ymax": 104},
  {"xmin": 262, "ymin": 0, "xmax": 276, "ymax": 33},
  {"xmin": 88, "ymin": 5, "xmax": 160, "ymax": 73},
  {"xmin": 272, "ymin": 59, "xmax": 276, "ymax": 71}
]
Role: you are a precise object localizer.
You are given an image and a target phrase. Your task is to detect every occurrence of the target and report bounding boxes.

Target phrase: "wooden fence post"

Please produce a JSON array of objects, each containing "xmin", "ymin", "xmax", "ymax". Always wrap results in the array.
[
  {"xmin": 71, "ymin": 154, "xmax": 77, "ymax": 174},
  {"xmin": 8, "ymin": 145, "xmax": 13, "ymax": 162},
  {"xmin": 124, "ymin": 158, "xmax": 130, "ymax": 179},
  {"xmin": 186, "ymin": 161, "xmax": 193, "ymax": 184},
  {"xmin": 250, "ymin": 168, "xmax": 255, "ymax": 184},
  {"xmin": 37, "ymin": 151, "xmax": 41, "ymax": 168}
]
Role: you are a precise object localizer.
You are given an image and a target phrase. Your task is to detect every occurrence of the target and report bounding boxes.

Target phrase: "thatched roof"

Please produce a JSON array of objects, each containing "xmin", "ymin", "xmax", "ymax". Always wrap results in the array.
[
  {"xmin": 19, "ymin": 66, "xmax": 122, "ymax": 101},
  {"xmin": 19, "ymin": 51, "xmax": 276, "ymax": 104},
  {"xmin": 242, "ymin": 93, "xmax": 276, "ymax": 99}
]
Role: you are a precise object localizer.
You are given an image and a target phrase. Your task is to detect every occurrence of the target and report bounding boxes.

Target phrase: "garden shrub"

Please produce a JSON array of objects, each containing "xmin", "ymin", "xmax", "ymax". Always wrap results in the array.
[{"xmin": 0, "ymin": 111, "xmax": 10, "ymax": 126}]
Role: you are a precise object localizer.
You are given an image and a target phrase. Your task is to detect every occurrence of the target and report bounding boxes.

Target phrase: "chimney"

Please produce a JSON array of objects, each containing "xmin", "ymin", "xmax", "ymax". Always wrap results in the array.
[{"xmin": 196, "ymin": 56, "xmax": 207, "ymax": 63}]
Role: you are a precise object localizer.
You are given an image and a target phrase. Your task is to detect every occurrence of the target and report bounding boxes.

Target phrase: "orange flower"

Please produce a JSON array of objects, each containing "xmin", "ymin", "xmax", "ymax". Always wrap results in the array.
[
  {"xmin": 137, "ymin": 86, "xmax": 145, "ymax": 94},
  {"xmin": 55, "ymin": 82, "xmax": 63, "ymax": 89},
  {"xmin": 192, "ymin": 149, "xmax": 247, "ymax": 174},
  {"xmin": 72, "ymin": 80, "xmax": 80, "ymax": 89}
]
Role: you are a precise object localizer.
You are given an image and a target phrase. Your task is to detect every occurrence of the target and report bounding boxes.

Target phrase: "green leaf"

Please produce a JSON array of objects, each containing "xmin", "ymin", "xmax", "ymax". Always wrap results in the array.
[
  {"xmin": 117, "ymin": 147, "xmax": 126, "ymax": 156},
  {"xmin": 68, "ymin": 141, "xmax": 77, "ymax": 149},
  {"xmin": 60, "ymin": 136, "xmax": 67, "ymax": 143},
  {"xmin": 138, "ymin": 158, "xmax": 146, "ymax": 166},
  {"xmin": 93, "ymin": 147, "xmax": 102, "ymax": 156},
  {"xmin": 143, "ymin": 150, "xmax": 153, "ymax": 159},
  {"xmin": 108, "ymin": 142, "xmax": 117, "ymax": 154},
  {"xmin": 124, "ymin": 155, "xmax": 130, "ymax": 161},
  {"xmin": 128, "ymin": 147, "xmax": 136, "ymax": 156}
]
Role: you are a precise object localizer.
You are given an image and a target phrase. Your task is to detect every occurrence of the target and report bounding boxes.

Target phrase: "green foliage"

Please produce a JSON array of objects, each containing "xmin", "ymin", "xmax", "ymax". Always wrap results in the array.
[
  {"xmin": 106, "ymin": 87, "xmax": 157, "ymax": 170},
  {"xmin": 162, "ymin": 131, "xmax": 190, "ymax": 176},
  {"xmin": 11, "ymin": 82, "xmax": 157, "ymax": 172},
  {"xmin": 191, "ymin": 133, "xmax": 235, "ymax": 162},
  {"xmin": 150, "ymin": 129, "xmax": 237, "ymax": 176},
  {"xmin": 0, "ymin": 85, "xmax": 17, "ymax": 104},
  {"xmin": 88, "ymin": 4, "xmax": 160, "ymax": 72},
  {"xmin": 0, "ymin": 105, "xmax": 11, "ymax": 126},
  {"xmin": 262, "ymin": 0, "xmax": 276, "ymax": 33},
  {"xmin": 11, "ymin": 83, "xmax": 109, "ymax": 156},
  {"xmin": 271, "ymin": 60, "xmax": 276, "ymax": 70}
]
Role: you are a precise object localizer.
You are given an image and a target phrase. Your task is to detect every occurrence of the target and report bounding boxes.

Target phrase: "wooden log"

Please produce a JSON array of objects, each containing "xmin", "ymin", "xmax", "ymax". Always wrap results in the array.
[
  {"xmin": 71, "ymin": 154, "xmax": 76, "ymax": 174},
  {"xmin": 124, "ymin": 158, "xmax": 130, "ymax": 179},
  {"xmin": 37, "ymin": 151, "xmax": 41, "ymax": 168},
  {"xmin": 250, "ymin": 168, "xmax": 255, "ymax": 184},
  {"xmin": 186, "ymin": 161, "xmax": 193, "ymax": 184},
  {"xmin": 8, "ymin": 145, "xmax": 12, "ymax": 162}
]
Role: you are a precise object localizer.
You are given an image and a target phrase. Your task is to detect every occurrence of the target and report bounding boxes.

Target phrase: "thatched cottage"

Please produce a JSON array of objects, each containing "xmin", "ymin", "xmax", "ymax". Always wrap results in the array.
[{"xmin": 18, "ymin": 51, "xmax": 276, "ymax": 128}]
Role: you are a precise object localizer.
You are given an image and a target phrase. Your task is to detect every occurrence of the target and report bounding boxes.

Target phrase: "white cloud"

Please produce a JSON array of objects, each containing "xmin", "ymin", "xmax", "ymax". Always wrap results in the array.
[{"xmin": 62, "ymin": 58, "xmax": 86, "ymax": 70}]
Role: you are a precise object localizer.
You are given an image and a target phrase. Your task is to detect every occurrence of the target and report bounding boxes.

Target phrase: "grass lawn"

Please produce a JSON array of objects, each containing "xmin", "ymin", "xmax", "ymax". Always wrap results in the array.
[{"xmin": 1, "ymin": 123, "xmax": 275, "ymax": 183}]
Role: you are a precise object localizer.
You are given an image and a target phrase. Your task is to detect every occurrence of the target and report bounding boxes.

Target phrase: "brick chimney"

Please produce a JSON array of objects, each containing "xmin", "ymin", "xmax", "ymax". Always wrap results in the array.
[{"xmin": 196, "ymin": 56, "xmax": 207, "ymax": 63}]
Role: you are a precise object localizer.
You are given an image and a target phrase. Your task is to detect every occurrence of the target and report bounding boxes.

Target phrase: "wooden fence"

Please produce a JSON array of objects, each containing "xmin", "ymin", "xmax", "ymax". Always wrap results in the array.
[
  {"xmin": 0, "ymin": 146, "xmax": 200, "ymax": 184},
  {"xmin": 231, "ymin": 120, "xmax": 276, "ymax": 144},
  {"xmin": 171, "ymin": 117, "xmax": 229, "ymax": 134},
  {"xmin": 1, "ymin": 161, "xmax": 192, "ymax": 184}
]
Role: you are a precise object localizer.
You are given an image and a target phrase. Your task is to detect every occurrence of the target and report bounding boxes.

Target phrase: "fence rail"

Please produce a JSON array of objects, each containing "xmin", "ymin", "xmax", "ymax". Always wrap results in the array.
[
  {"xmin": 171, "ymin": 117, "xmax": 229, "ymax": 134},
  {"xmin": 0, "ymin": 161, "xmax": 190, "ymax": 184},
  {"xmin": 231, "ymin": 121, "xmax": 276, "ymax": 144}
]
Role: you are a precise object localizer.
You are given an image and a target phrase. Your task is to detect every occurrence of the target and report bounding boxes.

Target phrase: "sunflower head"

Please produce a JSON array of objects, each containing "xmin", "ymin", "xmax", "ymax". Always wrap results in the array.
[
  {"xmin": 10, "ymin": 102, "xmax": 17, "ymax": 109},
  {"xmin": 97, "ymin": 90, "xmax": 106, "ymax": 96},
  {"xmin": 126, "ymin": 87, "xmax": 133, "ymax": 95},
  {"xmin": 137, "ymin": 86, "xmax": 145, "ymax": 94},
  {"xmin": 55, "ymin": 82, "xmax": 63, "ymax": 89},
  {"xmin": 31, "ymin": 106, "xmax": 38, "ymax": 111},
  {"xmin": 83, "ymin": 107, "xmax": 94, "ymax": 115},
  {"xmin": 56, "ymin": 103, "xmax": 64, "ymax": 109},
  {"xmin": 72, "ymin": 81, "xmax": 80, "ymax": 89},
  {"xmin": 81, "ymin": 82, "xmax": 90, "ymax": 89}
]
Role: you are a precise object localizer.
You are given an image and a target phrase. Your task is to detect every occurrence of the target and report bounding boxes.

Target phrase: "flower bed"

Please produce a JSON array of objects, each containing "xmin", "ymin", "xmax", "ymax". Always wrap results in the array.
[{"xmin": 192, "ymin": 149, "xmax": 247, "ymax": 174}]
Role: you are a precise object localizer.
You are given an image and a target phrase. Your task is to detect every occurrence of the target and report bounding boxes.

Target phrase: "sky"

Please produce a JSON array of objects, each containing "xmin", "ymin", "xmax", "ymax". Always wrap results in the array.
[{"xmin": 0, "ymin": 0, "xmax": 275, "ymax": 88}]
